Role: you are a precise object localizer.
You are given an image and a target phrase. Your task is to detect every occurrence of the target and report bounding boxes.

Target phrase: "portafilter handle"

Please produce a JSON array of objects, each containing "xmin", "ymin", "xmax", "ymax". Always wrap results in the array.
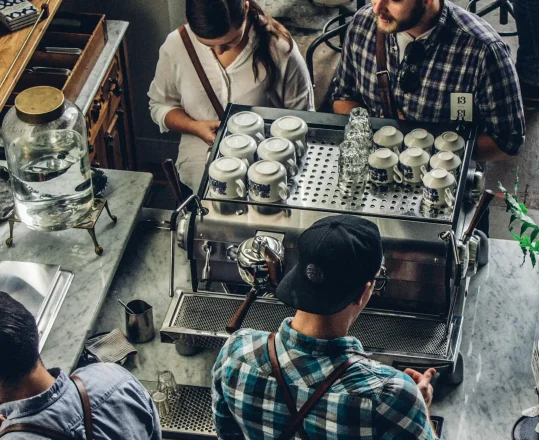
[
  {"xmin": 462, "ymin": 189, "xmax": 495, "ymax": 244},
  {"xmin": 225, "ymin": 287, "xmax": 261, "ymax": 334}
]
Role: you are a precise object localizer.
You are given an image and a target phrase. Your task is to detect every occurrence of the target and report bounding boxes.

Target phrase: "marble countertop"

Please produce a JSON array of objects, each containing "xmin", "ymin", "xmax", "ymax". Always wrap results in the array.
[
  {"xmin": 75, "ymin": 20, "xmax": 128, "ymax": 115},
  {"xmin": 94, "ymin": 214, "xmax": 539, "ymax": 439},
  {"xmin": 0, "ymin": 169, "xmax": 152, "ymax": 373}
]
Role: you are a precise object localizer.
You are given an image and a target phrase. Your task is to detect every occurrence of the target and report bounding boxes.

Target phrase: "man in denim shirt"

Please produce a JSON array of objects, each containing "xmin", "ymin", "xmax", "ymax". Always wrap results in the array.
[{"xmin": 0, "ymin": 292, "xmax": 161, "ymax": 439}]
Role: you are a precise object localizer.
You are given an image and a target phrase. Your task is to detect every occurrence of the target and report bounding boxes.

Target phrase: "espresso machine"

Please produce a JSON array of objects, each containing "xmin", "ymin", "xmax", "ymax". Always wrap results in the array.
[{"xmin": 160, "ymin": 105, "xmax": 489, "ymax": 427}]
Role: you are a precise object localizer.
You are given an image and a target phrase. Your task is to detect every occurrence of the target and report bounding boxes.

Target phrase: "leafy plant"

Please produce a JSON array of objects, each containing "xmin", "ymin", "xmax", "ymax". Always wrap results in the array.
[{"xmin": 498, "ymin": 168, "xmax": 539, "ymax": 267}]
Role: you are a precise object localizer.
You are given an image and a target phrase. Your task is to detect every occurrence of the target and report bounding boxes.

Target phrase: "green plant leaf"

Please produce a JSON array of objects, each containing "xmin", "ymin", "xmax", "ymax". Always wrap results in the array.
[
  {"xmin": 531, "ymin": 228, "xmax": 539, "ymax": 244},
  {"xmin": 520, "ymin": 203, "xmax": 528, "ymax": 215},
  {"xmin": 531, "ymin": 251, "xmax": 537, "ymax": 268}
]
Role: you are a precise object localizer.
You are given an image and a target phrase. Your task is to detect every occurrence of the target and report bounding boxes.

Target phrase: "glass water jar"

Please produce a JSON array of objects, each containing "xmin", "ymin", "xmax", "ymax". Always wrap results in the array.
[{"xmin": 1, "ymin": 86, "xmax": 93, "ymax": 231}]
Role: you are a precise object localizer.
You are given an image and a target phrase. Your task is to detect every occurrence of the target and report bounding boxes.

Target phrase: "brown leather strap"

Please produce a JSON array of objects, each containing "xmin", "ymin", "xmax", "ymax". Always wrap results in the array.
[
  {"xmin": 179, "ymin": 25, "xmax": 225, "ymax": 120},
  {"xmin": 0, "ymin": 424, "xmax": 73, "ymax": 439},
  {"xmin": 376, "ymin": 29, "xmax": 396, "ymax": 119},
  {"xmin": 71, "ymin": 376, "xmax": 93, "ymax": 440},
  {"xmin": 0, "ymin": 376, "xmax": 92, "ymax": 440},
  {"xmin": 268, "ymin": 333, "xmax": 310, "ymax": 440},
  {"xmin": 268, "ymin": 333, "xmax": 363, "ymax": 440}
]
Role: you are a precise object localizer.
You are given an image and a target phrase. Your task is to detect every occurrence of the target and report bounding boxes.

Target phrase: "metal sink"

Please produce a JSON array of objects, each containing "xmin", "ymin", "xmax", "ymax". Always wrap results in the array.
[{"xmin": 0, "ymin": 261, "xmax": 73, "ymax": 351}]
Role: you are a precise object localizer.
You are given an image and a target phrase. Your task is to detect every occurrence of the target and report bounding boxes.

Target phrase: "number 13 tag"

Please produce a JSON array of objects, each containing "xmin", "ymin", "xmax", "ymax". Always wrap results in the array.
[{"xmin": 450, "ymin": 93, "xmax": 473, "ymax": 122}]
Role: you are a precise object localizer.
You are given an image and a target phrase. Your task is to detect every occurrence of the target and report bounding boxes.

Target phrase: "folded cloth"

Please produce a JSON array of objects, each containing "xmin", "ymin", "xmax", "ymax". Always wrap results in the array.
[{"xmin": 85, "ymin": 328, "xmax": 137, "ymax": 363}]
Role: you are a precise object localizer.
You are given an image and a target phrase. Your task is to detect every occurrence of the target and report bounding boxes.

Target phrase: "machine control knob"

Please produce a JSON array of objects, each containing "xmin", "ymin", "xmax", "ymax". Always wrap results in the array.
[{"xmin": 226, "ymin": 245, "xmax": 238, "ymax": 261}]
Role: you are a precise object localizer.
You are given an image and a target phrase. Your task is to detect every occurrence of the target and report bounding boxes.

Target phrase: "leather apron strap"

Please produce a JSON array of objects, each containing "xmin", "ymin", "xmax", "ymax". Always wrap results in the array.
[
  {"xmin": 268, "ymin": 332, "xmax": 363, "ymax": 440},
  {"xmin": 179, "ymin": 25, "xmax": 225, "ymax": 120},
  {"xmin": 0, "ymin": 375, "xmax": 93, "ymax": 440},
  {"xmin": 376, "ymin": 29, "xmax": 397, "ymax": 119}
]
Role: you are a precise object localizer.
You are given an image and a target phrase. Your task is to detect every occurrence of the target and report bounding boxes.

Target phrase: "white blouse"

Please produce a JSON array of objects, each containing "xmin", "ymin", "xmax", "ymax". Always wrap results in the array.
[{"xmin": 148, "ymin": 24, "xmax": 315, "ymax": 190}]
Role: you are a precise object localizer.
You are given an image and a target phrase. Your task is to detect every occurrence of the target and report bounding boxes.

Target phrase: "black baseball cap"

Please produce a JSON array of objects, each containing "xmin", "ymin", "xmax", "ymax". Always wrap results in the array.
[{"xmin": 276, "ymin": 215, "xmax": 383, "ymax": 315}]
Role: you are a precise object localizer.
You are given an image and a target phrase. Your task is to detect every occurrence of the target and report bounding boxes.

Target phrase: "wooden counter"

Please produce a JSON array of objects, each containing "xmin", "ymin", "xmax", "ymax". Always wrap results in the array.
[{"xmin": 0, "ymin": 0, "xmax": 63, "ymax": 110}]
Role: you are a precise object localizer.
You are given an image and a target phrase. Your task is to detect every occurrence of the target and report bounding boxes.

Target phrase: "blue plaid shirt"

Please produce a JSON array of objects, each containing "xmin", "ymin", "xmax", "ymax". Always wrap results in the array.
[
  {"xmin": 212, "ymin": 318, "xmax": 436, "ymax": 439},
  {"xmin": 333, "ymin": 1, "xmax": 525, "ymax": 155}
]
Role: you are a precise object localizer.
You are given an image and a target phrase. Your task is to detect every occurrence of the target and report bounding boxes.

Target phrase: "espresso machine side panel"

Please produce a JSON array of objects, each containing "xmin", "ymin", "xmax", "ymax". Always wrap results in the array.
[{"xmin": 191, "ymin": 201, "xmax": 452, "ymax": 316}]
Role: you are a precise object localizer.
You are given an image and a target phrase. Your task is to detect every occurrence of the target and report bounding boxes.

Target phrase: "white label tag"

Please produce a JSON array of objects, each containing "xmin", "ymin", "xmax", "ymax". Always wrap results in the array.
[
  {"xmin": 532, "ymin": 341, "xmax": 539, "ymax": 389},
  {"xmin": 450, "ymin": 93, "xmax": 473, "ymax": 122}
]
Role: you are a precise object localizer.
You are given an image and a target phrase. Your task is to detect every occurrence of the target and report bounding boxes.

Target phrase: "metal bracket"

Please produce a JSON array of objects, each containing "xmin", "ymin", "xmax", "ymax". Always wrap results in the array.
[{"xmin": 169, "ymin": 195, "xmax": 207, "ymax": 298}]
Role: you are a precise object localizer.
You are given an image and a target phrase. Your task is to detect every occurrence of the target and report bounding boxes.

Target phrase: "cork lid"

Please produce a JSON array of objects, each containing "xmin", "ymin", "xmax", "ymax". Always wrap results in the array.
[{"xmin": 15, "ymin": 86, "xmax": 65, "ymax": 124}]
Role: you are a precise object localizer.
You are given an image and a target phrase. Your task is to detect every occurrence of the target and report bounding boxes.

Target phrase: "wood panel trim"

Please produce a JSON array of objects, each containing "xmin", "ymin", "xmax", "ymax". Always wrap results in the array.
[{"xmin": 0, "ymin": 0, "xmax": 64, "ymax": 110}]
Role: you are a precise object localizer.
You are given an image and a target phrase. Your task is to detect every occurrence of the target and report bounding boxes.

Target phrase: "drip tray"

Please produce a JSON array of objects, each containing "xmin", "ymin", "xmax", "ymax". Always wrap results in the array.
[
  {"xmin": 141, "ymin": 382, "xmax": 215, "ymax": 439},
  {"xmin": 161, "ymin": 291, "xmax": 461, "ymax": 363}
]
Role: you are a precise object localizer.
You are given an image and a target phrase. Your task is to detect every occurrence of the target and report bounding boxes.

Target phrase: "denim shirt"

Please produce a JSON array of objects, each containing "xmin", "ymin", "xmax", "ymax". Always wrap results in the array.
[{"xmin": 0, "ymin": 363, "xmax": 161, "ymax": 439}]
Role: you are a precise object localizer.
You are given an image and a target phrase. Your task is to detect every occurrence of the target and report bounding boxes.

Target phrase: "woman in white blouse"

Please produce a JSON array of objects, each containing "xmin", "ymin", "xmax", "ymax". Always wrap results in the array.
[{"xmin": 148, "ymin": 0, "xmax": 315, "ymax": 191}]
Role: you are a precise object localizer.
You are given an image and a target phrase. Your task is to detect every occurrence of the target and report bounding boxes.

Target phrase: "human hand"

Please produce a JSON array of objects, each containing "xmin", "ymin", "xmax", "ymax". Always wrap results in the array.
[
  {"xmin": 404, "ymin": 368, "xmax": 436, "ymax": 407},
  {"xmin": 193, "ymin": 120, "xmax": 220, "ymax": 146},
  {"xmin": 0, "ymin": 414, "xmax": 6, "ymax": 424}
]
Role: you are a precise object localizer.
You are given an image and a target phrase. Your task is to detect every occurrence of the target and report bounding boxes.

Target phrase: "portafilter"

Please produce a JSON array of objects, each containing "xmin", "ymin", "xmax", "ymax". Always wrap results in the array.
[{"xmin": 225, "ymin": 236, "xmax": 284, "ymax": 334}]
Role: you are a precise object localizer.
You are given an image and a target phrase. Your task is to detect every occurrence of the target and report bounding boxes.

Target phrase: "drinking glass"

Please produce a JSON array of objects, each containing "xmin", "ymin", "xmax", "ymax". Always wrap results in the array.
[
  {"xmin": 157, "ymin": 370, "xmax": 179, "ymax": 399},
  {"xmin": 151, "ymin": 391, "xmax": 170, "ymax": 419},
  {"xmin": 338, "ymin": 140, "xmax": 367, "ymax": 191}
]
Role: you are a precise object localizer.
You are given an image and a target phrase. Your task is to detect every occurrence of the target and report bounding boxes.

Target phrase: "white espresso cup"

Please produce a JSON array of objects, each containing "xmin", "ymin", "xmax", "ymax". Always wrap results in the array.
[
  {"xmin": 270, "ymin": 115, "xmax": 308, "ymax": 158},
  {"xmin": 404, "ymin": 128, "xmax": 435, "ymax": 154},
  {"xmin": 208, "ymin": 156, "xmax": 248, "ymax": 199},
  {"xmin": 248, "ymin": 160, "xmax": 290, "ymax": 203},
  {"xmin": 421, "ymin": 168, "xmax": 456, "ymax": 207},
  {"xmin": 434, "ymin": 131, "xmax": 465, "ymax": 157},
  {"xmin": 373, "ymin": 126, "xmax": 404, "ymax": 154},
  {"xmin": 368, "ymin": 148, "xmax": 400, "ymax": 184},
  {"xmin": 257, "ymin": 137, "xmax": 299, "ymax": 177},
  {"xmin": 397, "ymin": 147, "xmax": 430, "ymax": 183},
  {"xmin": 219, "ymin": 133, "xmax": 258, "ymax": 165},
  {"xmin": 430, "ymin": 151, "xmax": 461, "ymax": 176},
  {"xmin": 227, "ymin": 111, "xmax": 265, "ymax": 143}
]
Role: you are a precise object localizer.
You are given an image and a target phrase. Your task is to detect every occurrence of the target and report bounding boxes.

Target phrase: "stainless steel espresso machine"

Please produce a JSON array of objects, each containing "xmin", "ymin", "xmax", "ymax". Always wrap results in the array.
[{"xmin": 160, "ymin": 105, "xmax": 491, "ymax": 433}]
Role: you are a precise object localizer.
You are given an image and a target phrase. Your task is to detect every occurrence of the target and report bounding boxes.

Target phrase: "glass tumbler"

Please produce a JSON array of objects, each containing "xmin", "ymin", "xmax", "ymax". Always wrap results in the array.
[
  {"xmin": 151, "ymin": 391, "xmax": 170, "ymax": 419},
  {"xmin": 157, "ymin": 370, "xmax": 179, "ymax": 399},
  {"xmin": 338, "ymin": 140, "xmax": 367, "ymax": 191}
]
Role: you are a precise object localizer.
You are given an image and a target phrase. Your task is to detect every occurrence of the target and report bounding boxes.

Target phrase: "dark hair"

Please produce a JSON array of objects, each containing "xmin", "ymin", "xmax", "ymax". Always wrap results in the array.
[
  {"xmin": 186, "ymin": 0, "xmax": 293, "ymax": 89},
  {"xmin": 0, "ymin": 292, "xmax": 40, "ymax": 386}
]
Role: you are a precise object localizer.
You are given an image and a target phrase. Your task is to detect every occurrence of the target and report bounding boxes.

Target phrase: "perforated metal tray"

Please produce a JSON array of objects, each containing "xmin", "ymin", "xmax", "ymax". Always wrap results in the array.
[
  {"xmin": 205, "ymin": 126, "xmax": 457, "ymax": 221},
  {"xmin": 164, "ymin": 292, "xmax": 454, "ymax": 359}
]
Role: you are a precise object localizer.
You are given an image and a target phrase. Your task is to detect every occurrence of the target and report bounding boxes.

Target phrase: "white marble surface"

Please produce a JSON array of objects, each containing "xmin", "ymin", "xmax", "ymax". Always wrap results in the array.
[
  {"xmin": 94, "ymin": 225, "xmax": 539, "ymax": 439},
  {"xmin": 75, "ymin": 20, "xmax": 129, "ymax": 115},
  {"xmin": 0, "ymin": 169, "xmax": 152, "ymax": 372}
]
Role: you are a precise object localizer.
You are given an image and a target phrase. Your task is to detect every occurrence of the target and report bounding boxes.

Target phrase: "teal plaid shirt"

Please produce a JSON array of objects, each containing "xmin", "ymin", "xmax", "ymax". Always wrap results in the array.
[{"xmin": 212, "ymin": 318, "xmax": 436, "ymax": 439}]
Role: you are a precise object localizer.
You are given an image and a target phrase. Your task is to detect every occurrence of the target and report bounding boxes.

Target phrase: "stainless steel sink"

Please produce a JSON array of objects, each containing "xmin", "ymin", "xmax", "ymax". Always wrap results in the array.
[{"xmin": 0, "ymin": 261, "xmax": 73, "ymax": 351}]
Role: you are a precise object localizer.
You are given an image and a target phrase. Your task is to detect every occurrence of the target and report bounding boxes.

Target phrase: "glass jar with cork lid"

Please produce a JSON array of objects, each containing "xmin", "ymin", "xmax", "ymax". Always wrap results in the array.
[{"xmin": 1, "ymin": 86, "xmax": 93, "ymax": 231}]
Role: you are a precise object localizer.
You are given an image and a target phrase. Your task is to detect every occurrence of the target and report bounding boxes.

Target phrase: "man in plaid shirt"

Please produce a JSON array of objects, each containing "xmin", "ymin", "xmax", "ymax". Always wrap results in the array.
[
  {"xmin": 212, "ymin": 215, "xmax": 437, "ymax": 439},
  {"xmin": 333, "ymin": 0, "xmax": 525, "ymax": 162}
]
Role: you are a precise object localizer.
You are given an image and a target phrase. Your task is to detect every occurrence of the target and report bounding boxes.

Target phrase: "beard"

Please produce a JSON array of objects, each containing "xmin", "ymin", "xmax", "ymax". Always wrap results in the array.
[{"xmin": 376, "ymin": 0, "xmax": 426, "ymax": 34}]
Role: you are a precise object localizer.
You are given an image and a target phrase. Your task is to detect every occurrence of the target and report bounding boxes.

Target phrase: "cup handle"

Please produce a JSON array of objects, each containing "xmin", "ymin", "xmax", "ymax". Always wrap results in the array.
[
  {"xmin": 287, "ymin": 159, "xmax": 299, "ymax": 177},
  {"xmin": 278, "ymin": 182, "xmax": 290, "ymax": 200},
  {"xmin": 420, "ymin": 165, "xmax": 428, "ymax": 179},
  {"xmin": 255, "ymin": 132, "xmax": 265, "ymax": 143},
  {"xmin": 393, "ymin": 165, "xmax": 403, "ymax": 184},
  {"xmin": 241, "ymin": 158, "xmax": 250, "ymax": 168},
  {"xmin": 393, "ymin": 146, "xmax": 400, "ymax": 155},
  {"xmin": 295, "ymin": 140, "xmax": 305, "ymax": 157},
  {"xmin": 445, "ymin": 187, "xmax": 455, "ymax": 207},
  {"xmin": 236, "ymin": 179, "xmax": 246, "ymax": 198}
]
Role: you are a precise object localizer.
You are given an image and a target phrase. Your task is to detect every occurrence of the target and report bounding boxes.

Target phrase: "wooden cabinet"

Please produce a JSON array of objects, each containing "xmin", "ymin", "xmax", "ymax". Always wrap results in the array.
[
  {"xmin": 1, "ymin": 12, "xmax": 135, "ymax": 171},
  {"xmin": 87, "ymin": 46, "xmax": 136, "ymax": 170}
]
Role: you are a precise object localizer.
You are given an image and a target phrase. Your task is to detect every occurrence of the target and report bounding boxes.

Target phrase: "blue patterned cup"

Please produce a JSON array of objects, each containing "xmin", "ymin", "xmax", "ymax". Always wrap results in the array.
[
  {"xmin": 421, "ymin": 168, "xmax": 456, "ymax": 207},
  {"xmin": 398, "ymin": 147, "xmax": 430, "ymax": 183},
  {"xmin": 368, "ymin": 148, "xmax": 400, "ymax": 184},
  {"xmin": 247, "ymin": 160, "xmax": 290, "ymax": 203},
  {"xmin": 208, "ymin": 157, "xmax": 248, "ymax": 199}
]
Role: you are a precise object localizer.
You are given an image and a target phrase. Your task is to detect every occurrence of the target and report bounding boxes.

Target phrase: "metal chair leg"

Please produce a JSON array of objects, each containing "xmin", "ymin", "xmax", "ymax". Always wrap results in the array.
[{"xmin": 306, "ymin": 22, "xmax": 350, "ymax": 87}]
